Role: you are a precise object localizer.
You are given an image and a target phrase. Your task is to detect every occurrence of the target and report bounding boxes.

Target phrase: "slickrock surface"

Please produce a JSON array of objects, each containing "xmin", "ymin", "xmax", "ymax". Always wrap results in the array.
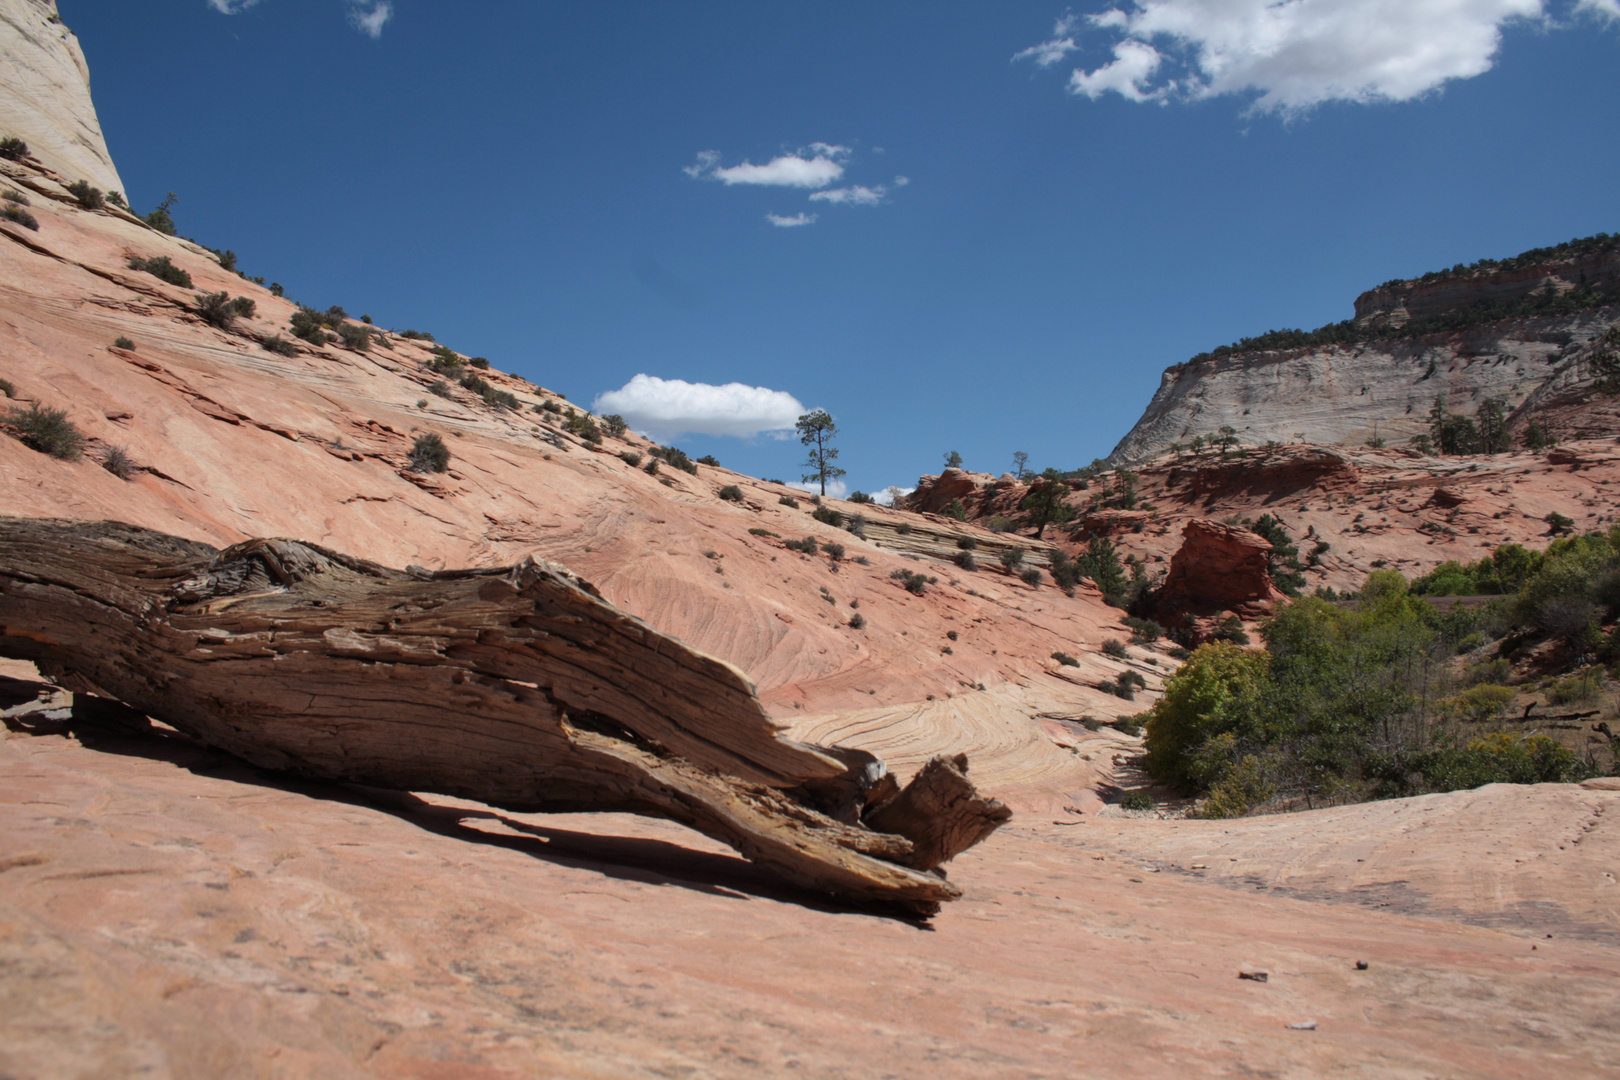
[
  {"xmin": 0, "ymin": 144, "xmax": 1157, "ymax": 805},
  {"xmin": 0, "ymin": 0, "xmax": 123, "ymax": 196},
  {"xmin": 3, "ymin": 701, "xmax": 1617, "ymax": 1079},
  {"xmin": 1108, "ymin": 310, "xmax": 1616, "ymax": 466}
]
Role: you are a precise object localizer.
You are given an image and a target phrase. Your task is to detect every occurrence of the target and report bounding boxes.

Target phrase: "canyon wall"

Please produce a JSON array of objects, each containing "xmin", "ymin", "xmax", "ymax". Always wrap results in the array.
[{"xmin": 0, "ymin": 0, "xmax": 123, "ymax": 196}]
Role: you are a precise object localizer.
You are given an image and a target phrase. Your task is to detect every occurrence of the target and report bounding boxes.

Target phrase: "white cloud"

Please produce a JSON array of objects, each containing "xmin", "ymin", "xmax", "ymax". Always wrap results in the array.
[
  {"xmin": 347, "ymin": 0, "xmax": 392, "ymax": 38},
  {"xmin": 592, "ymin": 375, "xmax": 806, "ymax": 440},
  {"xmin": 766, "ymin": 212, "xmax": 818, "ymax": 227},
  {"xmin": 685, "ymin": 144, "xmax": 850, "ymax": 188},
  {"xmin": 1069, "ymin": 39, "xmax": 1166, "ymax": 102},
  {"xmin": 713, "ymin": 153, "xmax": 845, "ymax": 188},
  {"xmin": 1012, "ymin": 13, "xmax": 1082, "ymax": 66},
  {"xmin": 892, "ymin": 175, "xmax": 910, "ymax": 186},
  {"xmin": 1578, "ymin": 0, "xmax": 1620, "ymax": 18},
  {"xmin": 207, "ymin": 0, "xmax": 262, "ymax": 12},
  {"xmin": 1030, "ymin": 0, "xmax": 1549, "ymax": 114},
  {"xmin": 682, "ymin": 150, "xmax": 721, "ymax": 179},
  {"xmin": 788, "ymin": 479, "xmax": 849, "ymax": 499},
  {"xmin": 808, "ymin": 184, "xmax": 886, "ymax": 206}
]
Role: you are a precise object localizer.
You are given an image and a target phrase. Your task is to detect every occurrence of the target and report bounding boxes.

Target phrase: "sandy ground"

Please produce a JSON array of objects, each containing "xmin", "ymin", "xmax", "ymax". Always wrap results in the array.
[{"xmin": 3, "ymin": 677, "xmax": 1616, "ymax": 1080}]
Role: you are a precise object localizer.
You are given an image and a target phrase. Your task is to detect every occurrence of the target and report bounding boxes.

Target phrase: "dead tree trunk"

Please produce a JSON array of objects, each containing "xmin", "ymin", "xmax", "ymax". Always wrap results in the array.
[{"xmin": 0, "ymin": 519, "xmax": 1009, "ymax": 914}]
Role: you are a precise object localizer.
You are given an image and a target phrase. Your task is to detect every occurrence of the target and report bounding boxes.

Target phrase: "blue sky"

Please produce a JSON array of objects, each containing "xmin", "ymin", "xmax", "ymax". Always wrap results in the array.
[{"xmin": 62, "ymin": 0, "xmax": 1619, "ymax": 497}]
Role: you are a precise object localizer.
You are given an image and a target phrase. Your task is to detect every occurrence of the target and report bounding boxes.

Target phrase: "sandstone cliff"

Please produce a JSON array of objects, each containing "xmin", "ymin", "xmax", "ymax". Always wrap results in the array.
[
  {"xmin": 0, "ymin": 0, "xmax": 123, "ymax": 197},
  {"xmin": 1109, "ymin": 240, "xmax": 1620, "ymax": 466}
]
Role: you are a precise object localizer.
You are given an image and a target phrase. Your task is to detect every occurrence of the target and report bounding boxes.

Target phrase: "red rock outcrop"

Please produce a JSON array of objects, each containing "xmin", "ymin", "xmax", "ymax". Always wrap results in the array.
[
  {"xmin": 1146, "ymin": 519, "xmax": 1279, "ymax": 624},
  {"xmin": 906, "ymin": 467, "xmax": 992, "ymax": 515}
]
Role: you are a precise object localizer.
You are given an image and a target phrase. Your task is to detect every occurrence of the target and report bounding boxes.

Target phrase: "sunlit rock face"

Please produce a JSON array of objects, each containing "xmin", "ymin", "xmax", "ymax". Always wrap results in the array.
[{"xmin": 0, "ymin": 0, "xmax": 124, "ymax": 196}]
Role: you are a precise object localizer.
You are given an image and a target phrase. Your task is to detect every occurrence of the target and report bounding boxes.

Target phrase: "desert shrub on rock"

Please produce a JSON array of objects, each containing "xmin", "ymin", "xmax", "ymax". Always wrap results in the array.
[
  {"xmin": 337, "ymin": 322, "xmax": 372, "ymax": 351},
  {"xmin": 718, "ymin": 484, "xmax": 744, "ymax": 502},
  {"xmin": 778, "ymin": 494, "xmax": 799, "ymax": 508},
  {"xmin": 408, "ymin": 433, "xmax": 450, "ymax": 473},
  {"xmin": 998, "ymin": 546, "xmax": 1025, "ymax": 571},
  {"xmin": 98, "ymin": 444, "xmax": 138, "ymax": 480},
  {"xmin": 4, "ymin": 403, "xmax": 85, "ymax": 460},
  {"xmin": 66, "ymin": 180, "xmax": 103, "ymax": 210},
  {"xmin": 128, "ymin": 255, "xmax": 192, "ymax": 288},
  {"xmin": 1, "ymin": 204, "xmax": 38, "ymax": 230},
  {"xmin": 196, "ymin": 292, "xmax": 255, "ymax": 330},
  {"xmin": 262, "ymin": 335, "xmax": 298, "ymax": 357},
  {"xmin": 0, "ymin": 137, "xmax": 28, "ymax": 160}
]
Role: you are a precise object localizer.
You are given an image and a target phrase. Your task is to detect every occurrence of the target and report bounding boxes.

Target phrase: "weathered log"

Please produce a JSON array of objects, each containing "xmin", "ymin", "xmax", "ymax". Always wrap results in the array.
[{"xmin": 0, "ymin": 518, "xmax": 1009, "ymax": 914}]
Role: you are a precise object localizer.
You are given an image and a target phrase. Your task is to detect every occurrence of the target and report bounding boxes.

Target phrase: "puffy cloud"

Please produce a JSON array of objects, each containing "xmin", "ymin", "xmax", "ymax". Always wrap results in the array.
[
  {"xmin": 788, "ymin": 478, "xmax": 849, "ymax": 499},
  {"xmin": 1578, "ymin": 0, "xmax": 1620, "ymax": 18},
  {"xmin": 207, "ymin": 0, "xmax": 262, "ymax": 12},
  {"xmin": 685, "ymin": 144, "xmax": 850, "ymax": 188},
  {"xmin": 1069, "ymin": 39, "xmax": 1165, "ymax": 102},
  {"xmin": 1012, "ymin": 13, "xmax": 1081, "ymax": 66},
  {"xmin": 347, "ymin": 0, "xmax": 392, "ymax": 38},
  {"xmin": 765, "ymin": 212, "xmax": 818, "ymax": 227},
  {"xmin": 893, "ymin": 175, "xmax": 911, "ymax": 186},
  {"xmin": 592, "ymin": 375, "xmax": 806, "ymax": 440},
  {"xmin": 1028, "ymin": 0, "xmax": 1549, "ymax": 114},
  {"xmin": 808, "ymin": 184, "xmax": 886, "ymax": 206}
]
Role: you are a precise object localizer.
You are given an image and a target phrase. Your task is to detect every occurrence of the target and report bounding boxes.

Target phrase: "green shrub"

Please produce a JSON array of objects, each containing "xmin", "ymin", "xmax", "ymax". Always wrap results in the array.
[
  {"xmin": 408, "ymin": 433, "xmax": 450, "ymax": 473},
  {"xmin": 399, "ymin": 329, "xmax": 435, "ymax": 341},
  {"xmin": 718, "ymin": 484, "xmax": 744, "ymax": 502},
  {"xmin": 98, "ymin": 444, "xmax": 137, "ymax": 480},
  {"xmin": 987, "ymin": 515, "xmax": 1014, "ymax": 533},
  {"xmin": 66, "ymin": 180, "xmax": 103, "ymax": 210},
  {"xmin": 467, "ymin": 356, "xmax": 490, "ymax": 369},
  {"xmin": 845, "ymin": 513, "xmax": 867, "ymax": 539},
  {"xmin": 697, "ymin": 454, "xmax": 720, "ymax": 466},
  {"xmin": 849, "ymin": 491, "xmax": 874, "ymax": 504},
  {"xmin": 262, "ymin": 334, "xmax": 298, "ymax": 357},
  {"xmin": 426, "ymin": 345, "xmax": 463, "ymax": 374},
  {"xmin": 649, "ymin": 446, "xmax": 698, "ymax": 474},
  {"xmin": 128, "ymin": 255, "xmax": 192, "ymax": 288},
  {"xmin": 1052, "ymin": 651, "xmax": 1079, "ymax": 667},
  {"xmin": 784, "ymin": 536, "xmax": 819, "ymax": 555},
  {"xmin": 1, "ymin": 204, "xmax": 38, "ymax": 230},
  {"xmin": 1101, "ymin": 638, "xmax": 1129, "ymax": 659},
  {"xmin": 1464, "ymin": 656, "xmax": 1512, "ymax": 686},
  {"xmin": 3, "ymin": 188, "xmax": 28, "ymax": 204},
  {"xmin": 748, "ymin": 527, "xmax": 776, "ymax": 537},
  {"xmin": 459, "ymin": 373, "xmax": 492, "ymax": 396},
  {"xmin": 823, "ymin": 541, "xmax": 846, "ymax": 562},
  {"xmin": 0, "ymin": 378, "xmax": 13, "ymax": 397},
  {"xmin": 956, "ymin": 535, "xmax": 978, "ymax": 550},
  {"xmin": 849, "ymin": 612, "xmax": 866, "ymax": 630},
  {"xmin": 1403, "ymin": 733, "xmax": 1588, "ymax": 793},
  {"xmin": 812, "ymin": 506, "xmax": 844, "ymax": 528},
  {"xmin": 564, "ymin": 413, "xmax": 602, "ymax": 441},
  {"xmin": 105, "ymin": 191, "xmax": 126, "ymax": 208},
  {"xmin": 998, "ymin": 546, "xmax": 1026, "ymax": 571},
  {"xmin": 603, "ymin": 414, "xmax": 628, "ymax": 437},
  {"xmin": 947, "ymin": 630, "xmax": 958, "ymax": 641},
  {"xmin": 426, "ymin": 380, "xmax": 452, "ymax": 398},
  {"xmin": 1120, "ymin": 791, "xmax": 1154, "ymax": 812},
  {"xmin": 955, "ymin": 551, "xmax": 978, "ymax": 571},
  {"xmin": 1124, "ymin": 616, "xmax": 1163, "ymax": 644},
  {"xmin": 643, "ymin": 458, "xmax": 660, "ymax": 475},
  {"xmin": 143, "ymin": 192, "xmax": 177, "ymax": 234},
  {"xmin": 944, "ymin": 498, "xmax": 968, "ymax": 521},
  {"xmin": 778, "ymin": 494, "xmax": 799, "ymax": 508},
  {"xmin": 0, "ymin": 137, "xmax": 28, "ymax": 161},
  {"xmin": 1444, "ymin": 683, "xmax": 1515, "ymax": 722},
  {"xmin": 4, "ymin": 403, "xmax": 84, "ymax": 459},
  {"xmin": 619, "ymin": 450, "xmax": 643, "ymax": 467},
  {"xmin": 337, "ymin": 322, "xmax": 372, "ymax": 351},
  {"xmin": 1547, "ymin": 670, "xmax": 1603, "ymax": 705},
  {"xmin": 1545, "ymin": 512, "xmax": 1575, "ymax": 536},
  {"xmin": 1021, "ymin": 567, "xmax": 1043, "ymax": 587},
  {"xmin": 540, "ymin": 399, "xmax": 562, "ymax": 414},
  {"xmin": 891, "ymin": 569, "xmax": 936, "ymax": 595},
  {"xmin": 112, "ymin": 336, "xmax": 135, "ymax": 350},
  {"xmin": 196, "ymin": 291, "xmax": 254, "ymax": 329},
  {"xmin": 895, "ymin": 522, "xmax": 912, "ymax": 535}
]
